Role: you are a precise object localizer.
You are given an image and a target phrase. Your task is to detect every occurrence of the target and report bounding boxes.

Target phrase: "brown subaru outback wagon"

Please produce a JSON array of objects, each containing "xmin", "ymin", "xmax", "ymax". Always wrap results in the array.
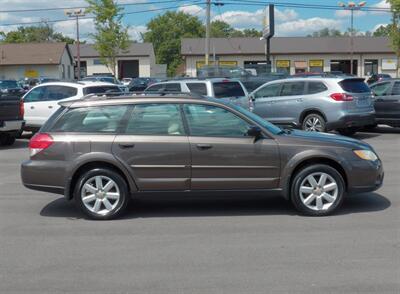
[{"xmin": 21, "ymin": 94, "xmax": 384, "ymax": 219}]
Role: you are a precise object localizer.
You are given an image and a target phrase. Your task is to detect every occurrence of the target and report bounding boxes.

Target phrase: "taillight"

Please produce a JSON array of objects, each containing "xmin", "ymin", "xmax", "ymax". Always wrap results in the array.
[
  {"xmin": 330, "ymin": 93, "xmax": 354, "ymax": 101},
  {"xmin": 19, "ymin": 99, "xmax": 24, "ymax": 118},
  {"xmin": 28, "ymin": 133, "xmax": 53, "ymax": 157}
]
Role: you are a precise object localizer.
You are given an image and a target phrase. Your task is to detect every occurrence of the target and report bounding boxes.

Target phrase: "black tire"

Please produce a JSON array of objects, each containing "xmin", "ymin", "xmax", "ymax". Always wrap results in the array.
[
  {"xmin": 301, "ymin": 113, "xmax": 326, "ymax": 132},
  {"xmin": 74, "ymin": 168, "xmax": 130, "ymax": 220},
  {"xmin": 291, "ymin": 164, "xmax": 345, "ymax": 216},
  {"xmin": 337, "ymin": 127, "xmax": 359, "ymax": 136},
  {"xmin": 0, "ymin": 134, "xmax": 16, "ymax": 146},
  {"xmin": 364, "ymin": 124, "xmax": 378, "ymax": 131}
]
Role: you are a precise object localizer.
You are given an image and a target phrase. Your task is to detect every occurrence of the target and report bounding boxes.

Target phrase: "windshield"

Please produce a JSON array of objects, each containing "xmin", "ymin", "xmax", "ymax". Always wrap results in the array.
[
  {"xmin": 230, "ymin": 104, "xmax": 282, "ymax": 135},
  {"xmin": 0, "ymin": 80, "xmax": 19, "ymax": 89}
]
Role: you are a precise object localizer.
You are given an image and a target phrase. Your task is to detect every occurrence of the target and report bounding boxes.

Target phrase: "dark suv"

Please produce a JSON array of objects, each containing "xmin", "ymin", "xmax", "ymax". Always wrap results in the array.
[{"xmin": 21, "ymin": 94, "xmax": 384, "ymax": 219}]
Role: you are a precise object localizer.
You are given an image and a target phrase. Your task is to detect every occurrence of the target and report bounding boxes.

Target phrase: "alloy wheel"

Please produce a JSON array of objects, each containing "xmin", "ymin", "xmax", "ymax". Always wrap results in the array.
[
  {"xmin": 304, "ymin": 116, "xmax": 323, "ymax": 132},
  {"xmin": 81, "ymin": 176, "xmax": 121, "ymax": 216},
  {"xmin": 299, "ymin": 172, "xmax": 338, "ymax": 211}
]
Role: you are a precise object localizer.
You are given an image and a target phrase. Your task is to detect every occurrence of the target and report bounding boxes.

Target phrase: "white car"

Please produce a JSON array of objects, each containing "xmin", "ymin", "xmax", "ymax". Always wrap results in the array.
[{"xmin": 23, "ymin": 81, "xmax": 122, "ymax": 131}]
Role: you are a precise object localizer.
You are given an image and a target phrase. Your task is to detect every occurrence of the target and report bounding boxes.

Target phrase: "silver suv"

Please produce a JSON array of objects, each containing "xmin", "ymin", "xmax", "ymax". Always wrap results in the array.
[
  {"xmin": 144, "ymin": 78, "xmax": 249, "ymax": 109},
  {"xmin": 249, "ymin": 77, "xmax": 375, "ymax": 135}
]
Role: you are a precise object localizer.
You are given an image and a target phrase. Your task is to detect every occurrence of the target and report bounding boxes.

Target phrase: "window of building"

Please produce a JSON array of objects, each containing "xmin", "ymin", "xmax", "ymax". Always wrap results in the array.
[
  {"xmin": 309, "ymin": 60, "xmax": 324, "ymax": 73},
  {"xmin": 125, "ymin": 104, "xmax": 185, "ymax": 136},
  {"xmin": 364, "ymin": 59, "xmax": 378, "ymax": 76},
  {"xmin": 93, "ymin": 59, "xmax": 103, "ymax": 65},
  {"xmin": 62, "ymin": 64, "xmax": 65, "ymax": 79},
  {"xmin": 183, "ymin": 104, "xmax": 250, "ymax": 137}
]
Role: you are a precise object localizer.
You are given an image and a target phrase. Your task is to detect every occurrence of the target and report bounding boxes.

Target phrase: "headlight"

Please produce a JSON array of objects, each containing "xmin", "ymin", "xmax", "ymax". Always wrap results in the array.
[{"xmin": 353, "ymin": 150, "xmax": 378, "ymax": 161}]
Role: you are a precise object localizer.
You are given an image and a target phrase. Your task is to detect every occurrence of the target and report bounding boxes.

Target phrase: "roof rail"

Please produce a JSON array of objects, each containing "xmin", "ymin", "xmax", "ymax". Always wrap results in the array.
[{"xmin": 80, "ymin": 90, "xmax": 206, "ymax": 101}]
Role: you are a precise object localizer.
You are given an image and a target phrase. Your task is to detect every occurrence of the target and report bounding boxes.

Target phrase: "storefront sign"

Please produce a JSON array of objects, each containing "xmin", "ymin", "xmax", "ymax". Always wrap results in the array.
[
  {"xmin": 294, "ymin": 61, "xmax": 307, "ymax": 69},
  {"xmin": 309, "ymin": 60, "xmax": 324, "ymax": 67},
  {"xmin": 382, "ymin": 59, "xmax": 397, "ymax": 70},
  {"xmin": 24, "ymin": 69, "xmax": 39, "ymax": 78},
  {"xmin": 196, "ymin": 60, "xmax": 237, "ymax": 69},
  {"xmin": 276, "ymin": 60, "xmax": 290, "ymax": 68}
]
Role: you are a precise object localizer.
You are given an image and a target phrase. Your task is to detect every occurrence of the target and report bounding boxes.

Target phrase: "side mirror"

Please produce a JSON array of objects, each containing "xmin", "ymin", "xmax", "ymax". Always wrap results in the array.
[
  {"xmin": 249, "ymin": 94, "xmax": 255, "ymax": 101},
  {"xmin": 247, "ymin": 125, "xmax": 262, "ymax": 139}
]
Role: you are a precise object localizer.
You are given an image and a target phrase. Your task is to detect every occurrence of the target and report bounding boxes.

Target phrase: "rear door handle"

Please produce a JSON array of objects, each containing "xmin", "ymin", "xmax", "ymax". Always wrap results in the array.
[
  {"xmin": 196, "ymin": 144, "xmax": 212, "ymax": 150},
  {"xmin": 118, "ymin": 143, "xmax": 135, "ymax": 149},
  {"xmin": 30, "ymin": 106, "xmax": 35, "ymax": 109},
  {"xmin": 48, "ymin": 105, "xmax": 53, "ymax": 109},
  {"xmin": 296, "ymin": 98, "xmax": 303, "ymax": 102}
]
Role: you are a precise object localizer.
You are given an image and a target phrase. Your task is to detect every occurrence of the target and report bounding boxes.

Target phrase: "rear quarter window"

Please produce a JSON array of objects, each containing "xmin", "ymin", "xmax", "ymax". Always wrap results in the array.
[
  {"xmin": 307, "ymin": 82, "xmax": 328, "ymax": 94},
  {"xmin": 339, "ymin": 79, "xmax": 370, "ymax": 93},
  {"xmin": 83, "ymin": 86, "xmax": 122, "ymax": 95},
  {"xmin": 50, "ymin": 105, "xmax": 129, "ymax": 133},
  {"xmin": 186, "ymin": 83, "xmax": 208, "ymax": 95},
  {"xmin": 213, "ymin": 81, "xmax": 245, "ymax": 98}
]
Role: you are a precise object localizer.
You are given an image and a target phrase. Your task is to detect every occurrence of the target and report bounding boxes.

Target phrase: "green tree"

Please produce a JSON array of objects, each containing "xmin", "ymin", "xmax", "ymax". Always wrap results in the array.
[
  {"xmin": 86, "ymin": 0, "xmax": 130, "ymax": 77},
  {"xmin": 374, "ymin": 24, "xmax": 393, "ymax": 36},
  {"xmin": 308, "ymin": 28, "xmax": 342, "ymax": 37},
  {"xmin": 210, "ymin": 20, "xmax": 236, "ymax": 37},
  {"xmin": 242, "ymin": 28, "xmax": 262, "ymax": 37},
  {"xmin": 143, "ymin": 11, "xmax": 204, "ymax": 76},
  {"xmin": 0, "ymin": 23, "xmax": 75, "ymax": 44},
  {"xmin": 387, "ymin": 0, "xmax": 400, "ymax": 76}
]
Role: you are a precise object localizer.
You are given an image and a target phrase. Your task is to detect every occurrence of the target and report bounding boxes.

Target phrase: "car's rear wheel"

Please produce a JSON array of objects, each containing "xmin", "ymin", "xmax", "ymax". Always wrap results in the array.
[
  {"xmin": 302, "ymin": 113, "xmax": 326, "ymax": 132},
  {"xmin": 74, "ymin": 168, "xmax": 129, "ymax": 220},
  {"xmin": 291, "ymin": 164, "xmax": 345, "ymax": 216}
]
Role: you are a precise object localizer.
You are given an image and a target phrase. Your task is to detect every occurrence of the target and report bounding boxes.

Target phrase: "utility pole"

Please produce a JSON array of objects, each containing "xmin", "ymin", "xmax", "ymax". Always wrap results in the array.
[
  {"xmin": 205, "ymin": 0, "xmax": 211, "ymax": 66},
  {"xmin": 338, "ymin": 1, "xmax": 366, "ymax": 75},
  {"xmin": 65, "ymin": 8, "xmax": 86, "ymax": 80},
  {"xmin": 260, "ymin": 5, "xmax": 274, "ymax": 73}
]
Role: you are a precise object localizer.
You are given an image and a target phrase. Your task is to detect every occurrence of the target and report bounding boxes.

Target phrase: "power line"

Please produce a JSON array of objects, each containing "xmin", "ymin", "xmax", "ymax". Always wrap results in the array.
[
  {"xmin": 0, "ymin": 1, "xmax": 203, "ymax": 27},
  {"xmin": 0, "ymin": 0, "xmax": 190, "ymax": 13}
]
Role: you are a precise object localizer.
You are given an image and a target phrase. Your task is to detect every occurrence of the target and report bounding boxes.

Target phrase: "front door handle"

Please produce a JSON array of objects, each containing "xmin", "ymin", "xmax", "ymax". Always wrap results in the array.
[
  {"xmin": 118, "ymin": 143, "xmax": 135, "ymax": 149},
  {"xmin": 30, "ymin": 106, "xmax": 35, "ymax": 109},
  {"xmin": 48, "ymin": 105, "xmax": 53, "ymax": 109},
  {"xmin": 296, "ymin": 98, "xmax": 303, "ymax": 102},
  {"xmin": 196, "ymin": 144, "xmax": 212, "ymax": 150}
]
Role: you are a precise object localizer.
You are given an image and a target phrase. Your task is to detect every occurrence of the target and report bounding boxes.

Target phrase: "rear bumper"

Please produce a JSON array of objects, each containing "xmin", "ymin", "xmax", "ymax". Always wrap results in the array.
[
  {"xmin": 348, "ymin": 159, "xmax": 384, "ymax": 193},
  {"xmin": 326, "ymin": 113, "xmax": 376, "ymax": 130},
  {"xmin": 0, "ymin": 120, "xmax": 24, "ymax": 132}
]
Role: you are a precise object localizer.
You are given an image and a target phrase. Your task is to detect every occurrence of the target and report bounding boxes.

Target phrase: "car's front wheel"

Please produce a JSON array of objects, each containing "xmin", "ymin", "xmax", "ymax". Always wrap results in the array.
[
  {"xmin": 291, "ymin": 164, "xmax": 345, "ymax": 216},
  {"xmin": 74, "ymin": 168, "xmax": 130, "ymax": 220}
]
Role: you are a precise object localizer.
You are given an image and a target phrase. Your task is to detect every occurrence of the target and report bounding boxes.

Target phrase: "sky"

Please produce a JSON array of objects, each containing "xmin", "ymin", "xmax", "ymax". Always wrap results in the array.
[{"xmin": 0, "ymin": 0, "xmax": 393, "ymax": 41}]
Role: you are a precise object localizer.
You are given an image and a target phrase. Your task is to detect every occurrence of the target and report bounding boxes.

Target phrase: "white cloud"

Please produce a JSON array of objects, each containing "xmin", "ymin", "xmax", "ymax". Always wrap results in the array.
[
  {"xmin": 53, "ymin": 18, "xmax": 94, "ymax": 41},
  {"xmin": 276, "ymin": 17, "xmax": 342, "ymax": 36},
  {"xmin": 335, "ymin": 9, "xmax": 367, "ymax": 18},
  {"xmin": 128, "ymin": 25, "xmax": 147, "ymax": 41},
  {"xmin": 371, "ymin": 0, "xmax": 391, "ymax": 14},
  {"xmin": 213, "ymin": 8, "xmax": 298, "ymax": 28},
  {"xmin": 177, "ymin": 4, "xmax": 205, "ymax": 17}
]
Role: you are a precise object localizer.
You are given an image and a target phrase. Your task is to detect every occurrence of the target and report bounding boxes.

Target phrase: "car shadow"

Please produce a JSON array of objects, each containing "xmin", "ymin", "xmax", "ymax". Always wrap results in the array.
[
  {"xmin": 0, "ymin": 139, "xmax": 28, "ymax": 150},
  {"xmin": 40, "ymin": 192, "xmax": 391, "ymax": 220}
]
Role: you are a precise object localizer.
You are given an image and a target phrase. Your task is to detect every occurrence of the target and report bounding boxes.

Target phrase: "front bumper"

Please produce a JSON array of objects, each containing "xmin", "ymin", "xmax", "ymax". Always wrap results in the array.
[
  {"xmin": 326, "ymin": 113, "xmax": 376, "ymax": 130},
  {"xmin": 348, "ymin": 158, "xmax": 384, "ymax": 193}
]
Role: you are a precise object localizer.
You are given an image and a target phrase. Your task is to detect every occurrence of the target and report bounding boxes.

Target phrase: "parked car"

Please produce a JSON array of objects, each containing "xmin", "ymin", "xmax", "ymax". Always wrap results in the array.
[
  {"xmin": 197, "ymin": 65, "xmax": 285, "ymax": 92},
  {"xmin": 0, "ymin": 80, "xmax": 25, "ymax": 96},
  {"xmin": 369, "ymin": 79, "xmax": 400, "ymax": 128},
  {"xmin": 21, "ymin": 93, "xmax": 384, "ymax": 219},
  {"xmin": 121, "ymin": 78, "xmax": 132, "ymax": 86},
  {"xmin": 144, "ymin": 78, "xmax": 249, "ymax": 109},
  {"xmin": 81, "ymin": 76, "xmax": 128, "ymax": 92},
  {"xmin": 22, "ymin": 82, "xmax": 122, "ymax": 132},
  {"xmin": 0, "ymin": 93, "xmax": 24, "ymax": 146},
  {"xmin": 366, "ymin": 74, "xmax": 391, "ymax": 85},
  {"xmin": 249, "ymin": 77, "xmax": 376, "ymax": 136},
  {"xmin": 128, "ymin": 77, "xmax": 160, "ymax": 92}
]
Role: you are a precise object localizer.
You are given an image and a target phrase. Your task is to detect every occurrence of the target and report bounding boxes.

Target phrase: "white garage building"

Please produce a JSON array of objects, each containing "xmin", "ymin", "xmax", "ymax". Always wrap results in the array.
[{"xmin": 181, "ymin": 36, "xmax": 398, "ymax": 78}]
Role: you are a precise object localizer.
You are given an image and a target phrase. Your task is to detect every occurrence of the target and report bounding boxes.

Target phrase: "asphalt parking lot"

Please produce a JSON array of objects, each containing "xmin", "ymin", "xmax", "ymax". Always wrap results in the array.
[{"xmin": 0, "ymin": 127, "xmax": 399, "ymax": 293}]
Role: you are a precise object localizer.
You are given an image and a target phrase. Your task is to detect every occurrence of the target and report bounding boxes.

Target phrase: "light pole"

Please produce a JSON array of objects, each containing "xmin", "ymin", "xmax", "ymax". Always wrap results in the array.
[
  {"xmin": 65, "ymin": 9, "xmax": 86, "ymax": 80},
  {"xmin": 338, "ymin": 1, "xmax": 366, "ymax": 75}
]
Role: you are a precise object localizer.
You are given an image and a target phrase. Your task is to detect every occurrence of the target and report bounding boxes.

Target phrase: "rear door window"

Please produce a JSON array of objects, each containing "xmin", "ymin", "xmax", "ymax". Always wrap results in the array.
[
  {"xmin": 391, "ymin": 82, "xmax": 400, "ymax": 95},
  {"xmin": 186, "ymin": 83, "xmax": 208, "ymax": 95},
  {"xmin": 371, "ymin": 82, "xmax": 392, "ymax": 96},
  {"xmin": 307, "ymin": 82, "xmax": 328, "ymax": 94},
  {"xmin": 124, "ymin": 104, "xmax": 185, "ymax": 136},
  {"xmin": 280, "ymin": 82, "xmax": 305, "ymax": 96},
  {"xmin": 50, "ymin": 105, "xmax": 129, "ymax": 133},
  {"xmin": 339, "ymin": 79, "xmax": 370, "ymax": 93},
  {"xmin": 164, "ymin": 83, "xmax": 181, "ymax": 92},
  {"xmin": 45, "ymin": 86, "xmax": 77, "ymax": 101},
  {"xmin": 213, "ymin": 81, "xmax": 245, "ymax": 98},
  {"xmin": 145, "ymin": 84, "xmax": 164, "ymax": 93}
]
